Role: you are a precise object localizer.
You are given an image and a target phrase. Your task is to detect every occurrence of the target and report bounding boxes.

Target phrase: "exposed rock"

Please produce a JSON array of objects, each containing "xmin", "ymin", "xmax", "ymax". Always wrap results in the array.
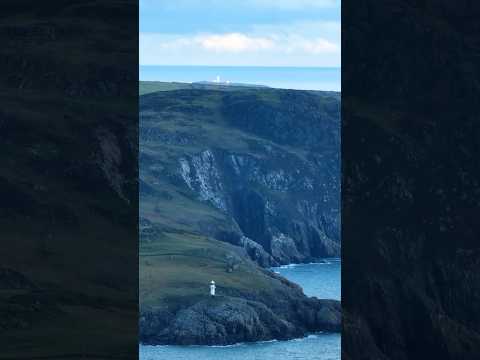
[
  {"xmin": 140, "ymin": 88, "xmax": 340, "ymax": 265},
  {"xmin": 139, "ymin": 86, "xmax": 341, "ymax": 346},
  {"xmin": 240, "ymin": 236, "xmax": 278, "ymax": 268},
  {"xmin": 140, "ymin": 295, "xmax": 341, "ymax": 346},
  {"xmin": 179, "ymin": 150, "xmax": 227, "ymax": 211}
]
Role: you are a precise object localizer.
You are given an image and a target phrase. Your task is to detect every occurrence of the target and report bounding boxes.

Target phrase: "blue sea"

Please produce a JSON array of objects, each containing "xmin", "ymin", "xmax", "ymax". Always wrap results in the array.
[
  {"xmin": 139, "ymin": 66, "xmax": 341, "ymax": 92},
  {"xmin": 140, "ymin": 259, "xmax": 341, "ymax": 360}
]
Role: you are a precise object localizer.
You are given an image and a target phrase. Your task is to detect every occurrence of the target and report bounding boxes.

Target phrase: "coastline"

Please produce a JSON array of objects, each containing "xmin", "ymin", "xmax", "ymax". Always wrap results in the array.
[
  {"xmin": 274, "ymin": 258, "xmax": 341, "ymax": 269},
  {"xmin": 140, "ymin": 332, "xmax": 333, "ymax": 348},
  {"xmin": 140, "ymin": 260, "xmax": 341, "ymax": 346}
]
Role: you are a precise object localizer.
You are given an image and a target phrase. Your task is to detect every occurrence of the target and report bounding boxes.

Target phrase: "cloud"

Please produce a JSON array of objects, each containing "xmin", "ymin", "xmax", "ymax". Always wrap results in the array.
[
  {"xmin": 194, "ymin": 32, "xmax": 338, "ymax": 54},
  {"xmin": 144, "ymin": 33, "xmax": 275, "ymax": 53},
  {"xmin": 140, "ymin": 21, "xmax": 340, "ymax": 67},
  {"xmin": 142, "ymin": 31, "xmax": 338, "ymax": 54},
  {"xmin": 197, "ymin": 33, "xmax": 275, "ymax": 52},
  {"xmin": 284, "ymin": 36, "xmax": 339, "ymax": 54}
]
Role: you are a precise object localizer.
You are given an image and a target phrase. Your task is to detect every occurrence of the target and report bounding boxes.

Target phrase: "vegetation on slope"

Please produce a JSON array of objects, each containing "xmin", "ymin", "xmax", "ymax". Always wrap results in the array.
[{"xmin": 139, "ymin": 82, "xmax": 341, "ymax": 344}]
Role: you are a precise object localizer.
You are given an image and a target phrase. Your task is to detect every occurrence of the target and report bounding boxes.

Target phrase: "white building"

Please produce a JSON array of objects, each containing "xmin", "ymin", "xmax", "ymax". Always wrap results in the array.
[{"xmin": 210, "ymin": 280, "xmax": 216, "ymax": 296}]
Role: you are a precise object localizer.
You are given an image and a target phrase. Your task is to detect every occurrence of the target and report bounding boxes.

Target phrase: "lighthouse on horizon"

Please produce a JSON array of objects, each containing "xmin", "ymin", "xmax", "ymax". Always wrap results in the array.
[{"xmin": 212, "ymin": 75, "xmax": 230, "ymax": 85}]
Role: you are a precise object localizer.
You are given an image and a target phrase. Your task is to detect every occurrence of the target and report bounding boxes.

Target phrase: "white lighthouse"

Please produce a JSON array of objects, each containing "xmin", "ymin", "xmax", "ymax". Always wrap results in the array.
[{"xmin": 210, "ymin": 280, "xmax": 216, "ymax": 297}]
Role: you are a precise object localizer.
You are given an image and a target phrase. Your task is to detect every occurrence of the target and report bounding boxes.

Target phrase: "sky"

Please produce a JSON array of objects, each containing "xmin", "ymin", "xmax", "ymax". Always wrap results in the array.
[{"xmin": 140, "ymin": 0, "xmax": 341, "ymax": 67}]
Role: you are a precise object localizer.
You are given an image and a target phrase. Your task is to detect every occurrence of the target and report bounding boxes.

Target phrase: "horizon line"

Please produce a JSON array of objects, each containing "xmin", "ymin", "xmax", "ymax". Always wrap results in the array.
[{"xmin": 140, "ymin": 64, "xmax": 341, "ymax": 69}]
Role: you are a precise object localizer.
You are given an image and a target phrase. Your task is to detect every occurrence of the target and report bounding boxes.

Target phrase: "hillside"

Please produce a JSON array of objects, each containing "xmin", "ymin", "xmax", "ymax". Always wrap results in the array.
[
  {"xmin": 140, "ymin": 82, "xmax": 340, "ymax": 265},
  {"xmin": 139, "ymin": 81, "xmax": 270, "ymax": 96},
  {"xmin": 139, "ymin": 82, "xmax": 341, "ymax": 345},
  {"xmin": 1, "ymin": 2, "xmax": 138, "ymax": 357}
]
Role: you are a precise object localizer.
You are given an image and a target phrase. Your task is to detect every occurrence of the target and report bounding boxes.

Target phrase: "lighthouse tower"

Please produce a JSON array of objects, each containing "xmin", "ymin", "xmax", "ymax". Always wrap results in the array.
[{"xmin": 210, "ymin": 280, "xmax": 216, "ymax": 297}]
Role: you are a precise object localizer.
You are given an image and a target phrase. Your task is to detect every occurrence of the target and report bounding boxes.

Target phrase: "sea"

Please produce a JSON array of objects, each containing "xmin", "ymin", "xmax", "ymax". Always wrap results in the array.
[
  {"xmin": 139, "ymin": 66, "xmax": 341, "ymax": 92},
  {"xmin": 139, "ymin": 259, "xmax": 341, "ymax": 360}
]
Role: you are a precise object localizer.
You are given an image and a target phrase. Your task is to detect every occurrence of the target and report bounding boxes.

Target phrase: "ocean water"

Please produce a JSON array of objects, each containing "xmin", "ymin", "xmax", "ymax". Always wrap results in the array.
[
  {"xmin": 274, "ymin": 259, "xmax": 341, "ymax": 300},
  {"xmin": 139, "ymin": 66, "xmax": 341, "ymax": 91},
  {"xmin": 140, "ymin": 259, "xmax": 341, "ymax": 360}
]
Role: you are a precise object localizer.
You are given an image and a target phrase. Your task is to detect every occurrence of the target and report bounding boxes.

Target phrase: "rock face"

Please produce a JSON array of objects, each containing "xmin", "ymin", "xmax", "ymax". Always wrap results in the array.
[
  {"xmin": 140, "ymin": 275, "xmax": 341, "ymax": 346},
  {"xmin": 140, "ymin": 88, "xmax": 340, "ymax": 265}
]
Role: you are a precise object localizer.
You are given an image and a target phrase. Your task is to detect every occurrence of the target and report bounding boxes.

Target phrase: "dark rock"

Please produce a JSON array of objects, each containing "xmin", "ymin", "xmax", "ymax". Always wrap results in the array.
[{"xmin": 140, "ymin": 295, "xmax": 340, "ymax": 346}]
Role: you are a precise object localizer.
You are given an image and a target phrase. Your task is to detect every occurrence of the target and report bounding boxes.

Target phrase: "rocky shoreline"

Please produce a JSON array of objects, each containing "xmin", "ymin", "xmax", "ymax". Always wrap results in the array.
[{"xmin": 140, "ymin": 270, "xmax": 340, "ymax": 346}]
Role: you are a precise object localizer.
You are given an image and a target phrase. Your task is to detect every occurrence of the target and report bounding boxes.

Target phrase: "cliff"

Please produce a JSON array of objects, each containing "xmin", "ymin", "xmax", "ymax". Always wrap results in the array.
[
  {"xmin": 140, "ymin": 85, "xmax": 340, "ymax": 265},
  {"xmin": 139, "ymin": 83, "xmax": 341, "ymax": 345},
  {"xmin": 139, "ymin": 231, "xmax": 340, "ymax": 345}
]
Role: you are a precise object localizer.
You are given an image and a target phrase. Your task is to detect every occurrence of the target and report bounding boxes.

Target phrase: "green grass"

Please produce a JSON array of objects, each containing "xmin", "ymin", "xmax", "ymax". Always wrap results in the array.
[
  {"xmin": 138, "ymin": 83, "xmax": 339, "ymax": 315},
  {"xmin": 140, "ymin": 81, "xmax": 279, "ymax": 96},
  {"xmin": 140, "ymin": 232, "xmax": 277, "ymax": 312},
  {"xmin": 139, "ymin": 81, "xmax": 194, "ymax": 95}
]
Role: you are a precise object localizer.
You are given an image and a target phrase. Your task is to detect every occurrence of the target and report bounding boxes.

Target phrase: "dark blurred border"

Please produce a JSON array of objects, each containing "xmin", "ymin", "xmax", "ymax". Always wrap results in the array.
[
  {"xmin": 342, "ymin": 1, "xmax": 480, "ymax": 359},
  {"xmin": 0, "ymin": 1, "xmax": 138, "ymax": 358}
]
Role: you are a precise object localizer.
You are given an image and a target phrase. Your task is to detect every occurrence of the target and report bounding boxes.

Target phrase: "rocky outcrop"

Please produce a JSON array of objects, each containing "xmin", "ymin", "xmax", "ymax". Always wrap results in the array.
[
  {"xmin": 240, "ymin": 236, "xmax": 278, "ymax": 268},
  {"xmin": 176, "ymin": 147, "xmax": 340, "ymax": 264},
  {"xmin": 140, "ymin": 284, "xmax": 341, "ymax": 346}
]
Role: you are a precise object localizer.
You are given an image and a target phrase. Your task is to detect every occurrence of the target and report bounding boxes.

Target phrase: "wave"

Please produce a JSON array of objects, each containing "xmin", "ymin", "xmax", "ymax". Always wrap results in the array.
[
  {"xmin": 141, "ymin": 332, "xmax": 333, "ymax": 350},
  {"xmin": 274, "ymin": 258, "xmax": 341, "ymax": 270}
]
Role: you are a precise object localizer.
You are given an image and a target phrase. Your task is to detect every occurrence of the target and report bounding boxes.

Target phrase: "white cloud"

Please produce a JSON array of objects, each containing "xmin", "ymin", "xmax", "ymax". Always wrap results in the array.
[
  {"xmin": 197, "ymin": 33, "xmax": 275, "ymax": 52},
  {"xmin": 285, "ymin": 36, "xmax": 339, "ymax": 54},
  {"xmin": 140, "ymin": 21, "xmax": 340, "ymax": 67}
]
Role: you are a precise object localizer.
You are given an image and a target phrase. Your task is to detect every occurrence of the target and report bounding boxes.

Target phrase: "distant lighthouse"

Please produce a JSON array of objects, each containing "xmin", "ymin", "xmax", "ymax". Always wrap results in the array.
[{"xmin": 210, "ymin": 280, "xmax": 216, "ymax": 297}]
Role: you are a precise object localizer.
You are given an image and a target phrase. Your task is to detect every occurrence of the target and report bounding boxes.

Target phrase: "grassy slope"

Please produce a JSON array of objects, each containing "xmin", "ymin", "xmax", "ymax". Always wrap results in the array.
[
  {"xmin": 140, "ymin": 232, "xmax": 282, "ymax": 314},
  {"xmin": 140, "ymin": 85, "xmax": 266, "ymax": 311},
  {"xmin": 139, "ymin": 83, "xmax": 336, "ymax": 234},
  {"xmin": 140, "ymin": 88, "xmax": 299, "ymax": 239},
  {"xmin": 139, "ymin": 81, "xmax": 194, "ymax": 95},
  {"xmin": 139, "ymin": 81, "xmax": 275, "ymax": 96},
  {"xmin": 139, "ymin": 82, "xmax": 339, "ymax": 313}
]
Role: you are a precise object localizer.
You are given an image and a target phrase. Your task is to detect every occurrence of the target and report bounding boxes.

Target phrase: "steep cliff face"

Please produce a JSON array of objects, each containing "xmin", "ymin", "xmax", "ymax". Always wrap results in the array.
[
  {"xmin": 140, "ymin": 87, "xmax": 340, "ymax": 265},
  {"xmin": 139, "ymin": 84, "xmax": 341, "ymax": 345}
]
